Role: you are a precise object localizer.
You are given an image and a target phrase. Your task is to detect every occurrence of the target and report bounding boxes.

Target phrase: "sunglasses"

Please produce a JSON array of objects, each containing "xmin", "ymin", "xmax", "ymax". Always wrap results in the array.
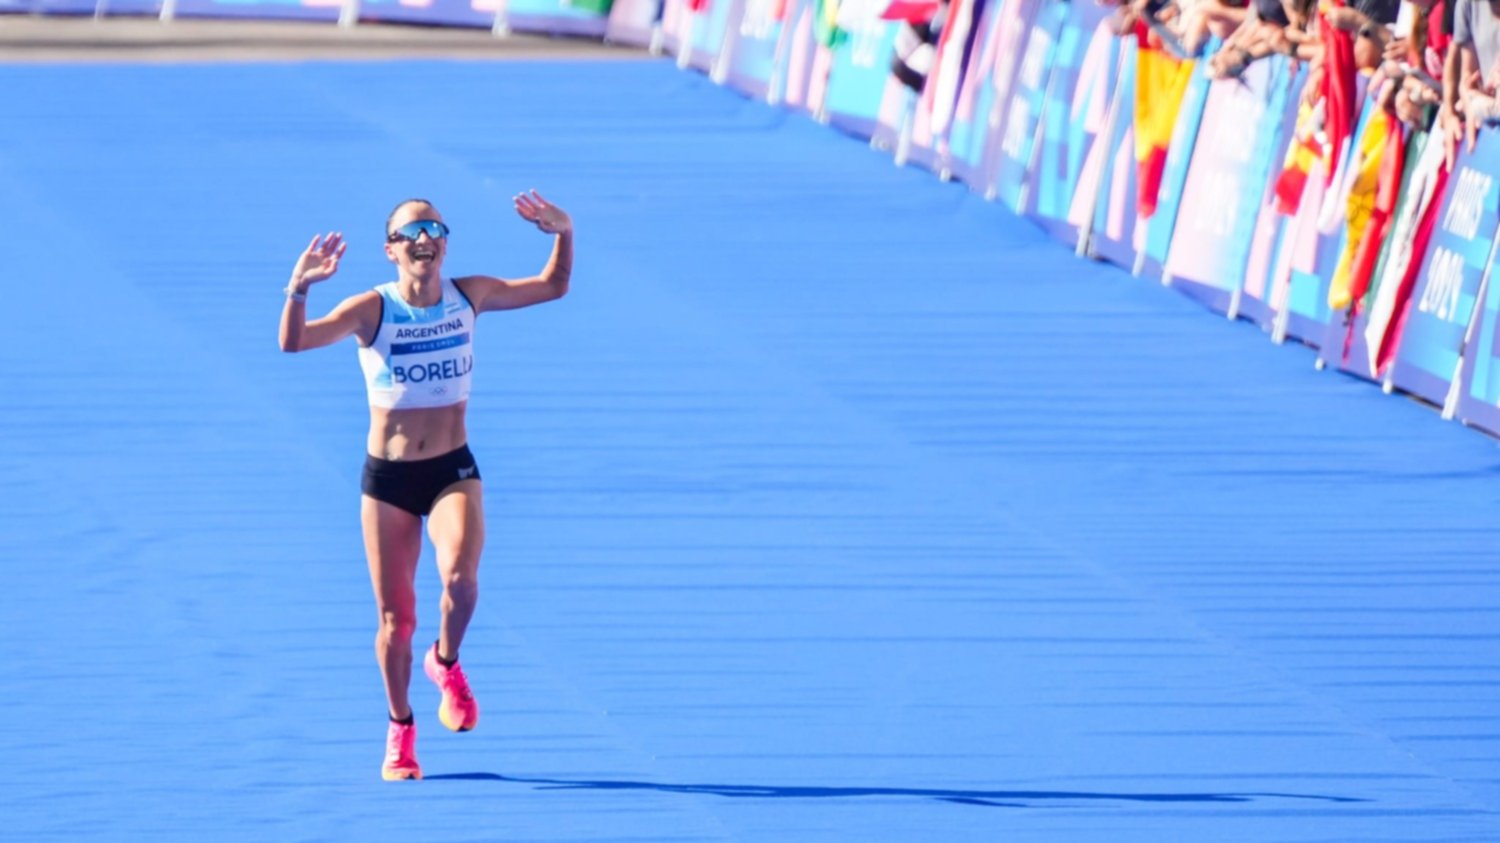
[{"xmin": 386, "ymin": 220, "xmax": 451, "ymax": 243}]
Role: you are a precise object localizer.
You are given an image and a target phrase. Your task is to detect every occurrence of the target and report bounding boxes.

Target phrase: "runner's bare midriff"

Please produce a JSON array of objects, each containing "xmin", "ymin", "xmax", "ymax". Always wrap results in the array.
[{"xmin": 367, "ymin": 401, "xmax": 469, "ymax": 461}]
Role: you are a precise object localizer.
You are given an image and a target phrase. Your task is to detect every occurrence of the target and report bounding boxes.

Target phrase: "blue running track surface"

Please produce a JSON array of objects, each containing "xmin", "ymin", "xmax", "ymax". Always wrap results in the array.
[{"xmin": 4, "ymin": 57, "xmax": 1500, "ymax": 841}]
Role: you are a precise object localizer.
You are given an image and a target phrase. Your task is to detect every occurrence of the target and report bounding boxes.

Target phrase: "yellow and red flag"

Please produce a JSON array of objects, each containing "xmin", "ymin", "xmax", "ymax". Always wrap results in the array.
[
  {"xmin": 1133, "ymin": 21, "xmax": 1195, "ymax": 219},
  {"xmin": 1328, "ymin": 110, "xmax": 1402, "ymax": 312},
  {"xmin": 1274, "ymin": 99, "xmax": 1325, "ymax": 215}
]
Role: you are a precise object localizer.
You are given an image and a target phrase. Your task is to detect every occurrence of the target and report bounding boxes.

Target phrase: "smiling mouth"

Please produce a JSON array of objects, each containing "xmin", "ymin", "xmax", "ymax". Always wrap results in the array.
[{"xmin": 412, "ymin": 247, "xmax": 437, "ymax": 261}]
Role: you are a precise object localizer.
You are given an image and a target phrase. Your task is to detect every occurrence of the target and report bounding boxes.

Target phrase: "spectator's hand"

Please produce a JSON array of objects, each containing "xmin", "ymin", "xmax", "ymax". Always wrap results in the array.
[
  {"xmin": 1406, "ymin": 75, "xmax": 1440, "ymax": 106},
  {"xmin": 1462, "ymin": 71, "xmax": 1485, "ymax": 152},
  {"xmin": 1440, "ymin": 101, "xmax": 1463, "ymax": 168},
  {"xmin": 1383, "ymin": 36, "xmax": 1410, "ymax": 64},
  {"xmin": 1394, "ymin": 86, "xmax": 1427, "ymax": 129},
  {"xmin": 1209, "ymin": 45, "xmax": 1249, "ymax": 78}
]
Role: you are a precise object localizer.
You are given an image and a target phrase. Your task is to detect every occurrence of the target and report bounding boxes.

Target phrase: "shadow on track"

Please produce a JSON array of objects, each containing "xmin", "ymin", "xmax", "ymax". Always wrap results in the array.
[{"xmin": 423, "ymin": 773, "xmax": 1367, "ymax": 809}]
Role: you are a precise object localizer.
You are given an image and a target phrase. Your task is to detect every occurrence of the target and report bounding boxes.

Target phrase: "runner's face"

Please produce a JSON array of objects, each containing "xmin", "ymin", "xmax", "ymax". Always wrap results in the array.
[{"xmin": 385, "ymin": 202, "xmax": 446, "ymax": 274}]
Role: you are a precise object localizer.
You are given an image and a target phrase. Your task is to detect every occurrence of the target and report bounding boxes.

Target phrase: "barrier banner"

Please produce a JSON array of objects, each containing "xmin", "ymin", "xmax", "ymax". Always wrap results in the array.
[
  {"xmin": 1230, "ymin": 64, "xmax": 1306, "ymax": 326},
  {"xmin": 1391, "ymin": 131, "xmax": 1500, "ymax": 406},
  {"xmin": 17, "ymin": 0, "xmax": 158, "ymax": 14},
  {"xmin": 1272, "ymin": 157, "xmax": 1342, "ymax": 345},
  {"xmin": 503, "ymin": 0, "xmax": 611, "ymax": 35},
  {"xmin": 1456, "ymin": 233, "xmax": 1500, "ymax": 434},
  {"xmin": 946, "ymin": 0, "xmax": 1049, "ymax": 189},
  {"xmin": 1135, "ymin": 57, "xmax": 1210, "ymax": 280},
  {"xmin": 365, "ymin": 0, "xmax": 495, "ymax": 29},
  {"xmin": 821, "ymin": 3, "xmax": 901, "ymax": 138},
  {"xmin": 605, "ymin": 0, "xmax": 662, "ymax": 45},
  {"xmin": 1161, "ymin": 55, "xmax": 1292, "ymax": 314},
  {"xmin": 1026, "ymin": 2, "xmax": 1118, "ymax": 243},
  {"xmin": 779, "ymin": 0, "xmax": 831, "ymax": 115},
  {"xmin": 989, "ymin": 0, "xmax": 1066, "ymax": 212},
  {"xmin": 1085, "ymin": 35, "xmax": 1139, "ymax": 269},
  {"xmin": 661, "ymin": 0, "xmax": 738, "ymax": 71},
  {"xmin": 719, "ymin": 0, "xmax": 793, "ymax": 100},
  {"xmin": 165, "ymin": 0, "xmax": 337, "ymax": 21},
  {"xmin": 939, "ymin": 0, "xmax": 1009, "ymax": 185},
  {"xmin": 901, "ymin": 0, "xmax": 988, "ymax": 172}
]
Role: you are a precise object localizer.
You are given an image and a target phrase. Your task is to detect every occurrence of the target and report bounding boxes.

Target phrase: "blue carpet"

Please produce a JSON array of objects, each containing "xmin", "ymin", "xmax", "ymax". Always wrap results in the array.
[{"xmin": 3, "ymin": 57, "xmax": 1499, "ymax": 841}]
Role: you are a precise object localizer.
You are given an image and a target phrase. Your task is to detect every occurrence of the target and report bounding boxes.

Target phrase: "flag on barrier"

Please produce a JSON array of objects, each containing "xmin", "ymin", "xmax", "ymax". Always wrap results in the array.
[
  {"xmin": 1132, "ymin": 20, "xmax": 1194, "ymax": 219},
  {"xmin": 1364, "ymin": 132, "xmax": 1450, "ymax": 379},
  {"xmin": 1328, "ymin": 110, "xmax": 1401, "ymax": 313},
  {"xmin": 1273, "ymin": 99, "xmax": 1324, "ymax": 216},
  {"xmin": 1319, "ymin": 8, "xmax": 1357, "ymax": 187}
]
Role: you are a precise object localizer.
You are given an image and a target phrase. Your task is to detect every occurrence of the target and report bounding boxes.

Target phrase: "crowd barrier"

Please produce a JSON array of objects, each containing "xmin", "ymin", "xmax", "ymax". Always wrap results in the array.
[
  {"xmin": 12, "ymin": 0, "xmax": 1500, "ymax": 436},
  {"xmin": 655, "ymin": 0, "xmax": 1500, "ymax": 438}
]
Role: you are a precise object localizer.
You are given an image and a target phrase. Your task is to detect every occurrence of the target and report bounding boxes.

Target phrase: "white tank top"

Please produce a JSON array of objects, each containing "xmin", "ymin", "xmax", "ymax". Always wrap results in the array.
[{"xmin": 358, "ymin": 278, "xmax": 476, "ymax": 410}]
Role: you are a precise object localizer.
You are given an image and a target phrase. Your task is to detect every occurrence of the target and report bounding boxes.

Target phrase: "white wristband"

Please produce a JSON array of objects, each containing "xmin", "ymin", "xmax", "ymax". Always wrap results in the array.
[{"xmin": 285, "ymin": 285, "xmax": 307, "ymax": 302}]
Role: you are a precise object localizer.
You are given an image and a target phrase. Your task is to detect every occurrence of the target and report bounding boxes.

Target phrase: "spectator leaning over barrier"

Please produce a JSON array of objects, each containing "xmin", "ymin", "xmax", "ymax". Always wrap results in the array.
[
  {"xmin": 1121, "ymin": 0, "xmax": 1250, "ymax": 57},
  {"xmin": 1207, "ymin": 0, "xmax": 1296, "ymax": 77},
  {"xmin": 1452, "ymin": 0, "xmax": 1500, "ymax": 151},
  {"xmin": 1208, "ymin": 0, "xmax": 1401, "ymax": 78},
  {"xmin": 1379, "ymin": 0, "xmax": 1452, "ymax": 132}
]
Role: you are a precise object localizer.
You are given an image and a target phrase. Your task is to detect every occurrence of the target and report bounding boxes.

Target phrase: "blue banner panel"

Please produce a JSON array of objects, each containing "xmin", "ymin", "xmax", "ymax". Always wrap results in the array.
[
  {"xmin": 1162, "ymin": 56, "xmax": 1293, "ymax": 314},
  {"xmin": 1086, "ymin": 36, "xmax": 1138, "ymax": 269},
  {"xmin": 167, "ymin": 0, "xmax": 338, "ymax": 21},
  {"xmin": 1222, "ymin": 63, "xmax": 1304, "ymax": 327},
  {"xmin": 363, "ymin": 0, "xmax": 493, "ymax": 28},
  {"xmin": 658, "ymin": 0, "xmax": 735, "ymax": 68},
  {"xmin": 1459, "ymin": 259, "xmax": 1500, "ymax": 433},
  {"xmin": 719, "ymin": 0, "xmax": 788, "ymax": 100},
  {"xmin": 1391, "ymin": 132, "xmax": 1500, "ymax": 405},
  {"xmin": 957, "ymin": 0, "xmax": 1048, "ymax": 193},
  {"xmin": 505, "ymin": 0, "xmax": 610, "ymax": 36},
  {"xmin": 21, "ymin": 0, "xmax": 160, "ymax": 13},
  {"xmin": 1025, "ymin": 2, "xmax": 1116, "ymax": 243},
  {"xmin": 941, "ymin": 0, "xmax": 1008, "ymax": 186},
  {"xmin": 989, "ymin": 0, "xmax": 1064, "ymax": 213},
  {"xmin": 822, "ymin": 17, "xmax": 900, "ymax": 138}
]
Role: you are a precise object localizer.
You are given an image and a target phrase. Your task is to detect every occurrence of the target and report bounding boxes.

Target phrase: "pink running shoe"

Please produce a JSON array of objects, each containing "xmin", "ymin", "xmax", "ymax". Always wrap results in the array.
[
  {"xmin": 424, "ymin": 644, "xmax": 480, "ymax": 732},
  {"xmin": 381, "ymin": 720, "xmax": 422, "ymax": 781}
]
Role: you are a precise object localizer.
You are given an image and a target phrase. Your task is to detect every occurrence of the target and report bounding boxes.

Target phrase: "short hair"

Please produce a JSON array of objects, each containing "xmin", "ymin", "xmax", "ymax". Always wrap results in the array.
[{"xmin": 386, "ymin": 198, "xmax": 434, "ymax": 237}]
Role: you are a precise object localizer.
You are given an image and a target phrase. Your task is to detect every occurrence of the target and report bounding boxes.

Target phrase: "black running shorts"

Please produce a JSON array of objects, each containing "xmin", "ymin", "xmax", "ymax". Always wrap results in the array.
[{"xmin": 361, "ymin": 444, "xmax": 481, "ymax": 517}]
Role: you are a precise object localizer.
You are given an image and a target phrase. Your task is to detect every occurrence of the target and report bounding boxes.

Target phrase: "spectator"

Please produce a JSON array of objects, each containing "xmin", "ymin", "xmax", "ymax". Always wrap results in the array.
[{"xmin": 1453, "ymin": 0, "xmax": 1500, "ymax": 150}]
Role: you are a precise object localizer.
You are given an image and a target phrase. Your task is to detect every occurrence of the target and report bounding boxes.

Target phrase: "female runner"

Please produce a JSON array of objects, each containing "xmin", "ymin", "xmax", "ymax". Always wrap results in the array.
[{"xmin": 278, "ymin": 192, "xmax": 573, "ymax": 780}]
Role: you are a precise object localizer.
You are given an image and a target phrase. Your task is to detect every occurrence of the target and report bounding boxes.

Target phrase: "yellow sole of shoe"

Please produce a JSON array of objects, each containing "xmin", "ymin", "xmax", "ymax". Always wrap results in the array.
[{"xmin": 438, "ymin": 708, "xmax": 478, "ymax": 732}]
